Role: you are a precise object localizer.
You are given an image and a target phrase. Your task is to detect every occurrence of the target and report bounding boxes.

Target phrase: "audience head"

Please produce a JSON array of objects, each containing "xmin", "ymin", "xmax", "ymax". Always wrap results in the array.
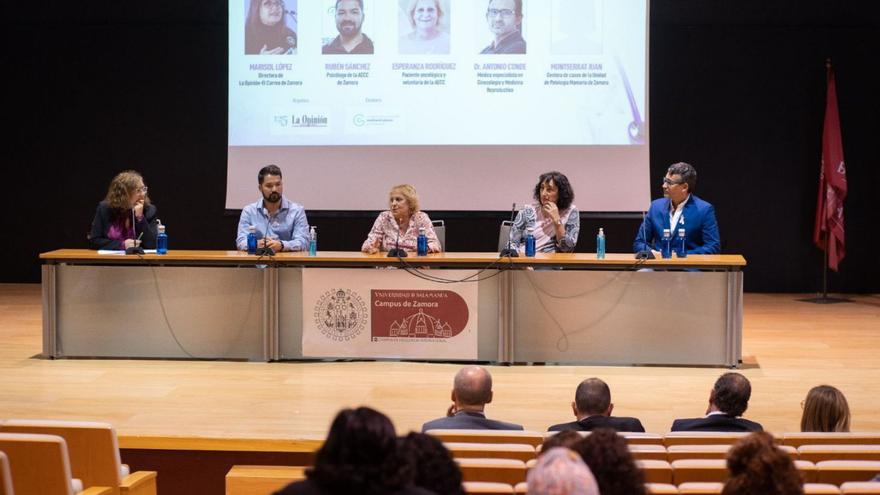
[
  {"xmin": 452, "ymin": 365, "xmax": 493, "ymax": 410},
  {"xmin": 573, "ymin": 428, "xmax": 646, "ymax": 495},
  {"xmin": 527, "ymin": 447, "xmax": 599, "ymax": 495},
  {"xmin": 540, "ymin": 430, "xmax": 583, "ymax": 454},
  {"xmin": 398, "ymin": 432, "xmax": 464, "ymax": 495},
  {"xmin": 105, "ymin": 170, "xmax": 149, "ymax": 211},
  {"xmin": 710, "ymin": 372, "xmax": 752, "ymax": 417},
  {"xmin": 723, "ymin": 431, "xmax": 804, "ymax": 495},
  {"xmin": 800, "ymin": 384, "xmax": 851, "ymax": 432},
  {"xmin": 306, "ymin": 407, "xmax": 411, "ymax": 495},
  {"xmin": 573, "ymin": 377, "xmax": 612, "ymax": 418}
]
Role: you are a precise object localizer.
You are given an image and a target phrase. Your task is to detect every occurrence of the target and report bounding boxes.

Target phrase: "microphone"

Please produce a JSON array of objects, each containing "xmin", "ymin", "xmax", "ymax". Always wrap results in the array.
[
  {"xmin": 255, "ymin": 210, "xmax": 276, "ymax": 256},
  {"xmin": 125, "ymin": 207, "xmax": 145, "ymax": 255},
  {"xmin": 387, "ymin": 228, "xmax": 407, "ymax": 258},
  {"xmin": 634, "ymin": 209, "xmax": 654, "ymax": 260},
  {"xmin": 499, "ymin": 202, "xmax": 519, "ymax": 257}
]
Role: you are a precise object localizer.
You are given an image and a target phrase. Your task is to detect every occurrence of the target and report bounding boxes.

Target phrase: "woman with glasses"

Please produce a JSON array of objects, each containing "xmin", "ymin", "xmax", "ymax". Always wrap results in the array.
[
  {"xmin": 89, "ymin": 170, "xmax": 159, "ymax": 250},
  {"xmin": 245, "ymin": 0, "xmax": 297, "ymax": 55},
  {"xmin": 633, "ymin": 161, "xmax": 721, "ymax": 256},
  {"xmin": 399, "ymin": 0, "xmax": 450, "ymax": 55}
]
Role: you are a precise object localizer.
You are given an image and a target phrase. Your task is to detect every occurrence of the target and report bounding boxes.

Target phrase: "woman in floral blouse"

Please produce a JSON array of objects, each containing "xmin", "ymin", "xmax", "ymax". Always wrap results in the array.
[{"xmin": 361, "ymin": 184, "xmax": 441, "ymax": 254}]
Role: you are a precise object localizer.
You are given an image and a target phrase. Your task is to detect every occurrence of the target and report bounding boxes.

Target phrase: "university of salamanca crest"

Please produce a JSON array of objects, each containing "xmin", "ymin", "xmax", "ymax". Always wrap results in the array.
[{"xmin": 314, "ymin": 289, "xmax": 367, "ymax": 342}]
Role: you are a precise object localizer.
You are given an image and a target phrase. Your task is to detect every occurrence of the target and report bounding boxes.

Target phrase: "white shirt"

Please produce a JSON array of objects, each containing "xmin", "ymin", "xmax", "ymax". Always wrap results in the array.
[{"xmin": 668, "ymin": 194, "xmax": 691, "ymax": 233}]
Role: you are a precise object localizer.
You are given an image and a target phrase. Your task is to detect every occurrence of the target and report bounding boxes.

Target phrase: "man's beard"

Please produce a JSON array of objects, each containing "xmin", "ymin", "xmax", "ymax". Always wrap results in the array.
[{"xmin": 264, "ymin": 192, "xmax": 281, "ymax": 203}]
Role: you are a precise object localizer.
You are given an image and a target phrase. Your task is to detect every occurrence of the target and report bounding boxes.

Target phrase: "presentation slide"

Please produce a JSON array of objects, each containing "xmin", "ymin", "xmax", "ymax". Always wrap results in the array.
[{"xmin": 227, "ymin": 0, "xmax": 649, "ymax": 212}]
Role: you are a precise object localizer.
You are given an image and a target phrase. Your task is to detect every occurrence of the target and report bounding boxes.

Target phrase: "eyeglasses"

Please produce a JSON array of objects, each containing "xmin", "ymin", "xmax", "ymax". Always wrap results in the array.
[
  {"xmin": 487, "ymin": 8, "xmax": 515, "ymax": 18},
  {"xmin": 662, "ymin": 178, "xmax": 684, "ymax": 186},
  {"xmin": 138, "ymin": 186, "xmax": 149, "ymax": 194},
  {"xmin": 261, "ymin": 0, "xmax": 284, "ymax": 8}
]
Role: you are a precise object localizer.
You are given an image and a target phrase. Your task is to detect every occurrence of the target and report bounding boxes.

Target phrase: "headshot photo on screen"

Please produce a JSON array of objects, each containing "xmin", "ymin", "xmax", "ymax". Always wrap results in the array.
[
  {"xmin": 551, "ymin": 0, "xmax": 603, "ymax": 55},
  {"xmin": 322, "ymin": 0, "xmax": 375, "ymax": 54},
  {"xmin": 244, "ymin": 0, "xmax": 298, "ymax": 55},
  {"xmin": 398, "ymin": 0, "xmax": 450, "ymax": 55},
  {"xmin": 479, "ymin": 0, "xmax": 526, "ymax": 55}
]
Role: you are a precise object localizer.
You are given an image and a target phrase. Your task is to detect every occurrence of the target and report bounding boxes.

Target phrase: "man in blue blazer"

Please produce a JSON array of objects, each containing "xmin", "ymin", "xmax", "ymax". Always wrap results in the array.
[
  {"xmin": 421, "ymin": 366, "xmax": 524, "ymax": 432},
  {"xmin": 633, "ymin": 162, "xmax": 720, "ymax": 255}
]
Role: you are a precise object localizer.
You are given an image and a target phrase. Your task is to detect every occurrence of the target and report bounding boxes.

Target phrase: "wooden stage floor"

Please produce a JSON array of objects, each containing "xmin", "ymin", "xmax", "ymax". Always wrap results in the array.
[{"xmin": 2, "ymin": 284, "xmax": 878, "ymax": 441}]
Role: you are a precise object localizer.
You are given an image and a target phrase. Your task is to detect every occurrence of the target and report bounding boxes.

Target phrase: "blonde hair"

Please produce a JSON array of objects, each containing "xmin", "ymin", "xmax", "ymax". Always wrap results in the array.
[
  {"xmin": 104, "ymin": 170, "xmax": 149, "ymax": 211},
  {"xmin": 800, "ymin": 385, "xmax": 851, "ymax": 432},
  {"xmin": 389, "ymin": 184, "xmax": 420, "ymax": 212},
  {"xmin": 407, "ymin": 0, "xmax": 444, "ymax": 29}
]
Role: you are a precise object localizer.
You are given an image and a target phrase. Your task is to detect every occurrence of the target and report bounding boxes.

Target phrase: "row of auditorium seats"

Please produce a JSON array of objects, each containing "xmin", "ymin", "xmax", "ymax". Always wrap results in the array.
[
  {"xmin": 0, "ymin": 419, "xmax": 157, "ymax": 495},
  {"xmin": 427, "ymin": 429, "xmax": 880, "ymax": 447},
  {"xmin": 224, "ymin": 429, "xmax": 880, "ymax": 495}
]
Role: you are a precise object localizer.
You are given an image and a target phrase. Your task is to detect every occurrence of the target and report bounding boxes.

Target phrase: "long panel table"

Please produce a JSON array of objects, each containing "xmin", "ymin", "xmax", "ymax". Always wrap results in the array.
[{"xmin": 40, "ymin": 250, "xmax": 746, "ymax": 366}]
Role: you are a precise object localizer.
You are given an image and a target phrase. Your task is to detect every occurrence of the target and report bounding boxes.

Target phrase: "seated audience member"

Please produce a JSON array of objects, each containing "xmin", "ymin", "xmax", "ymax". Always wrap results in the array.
[
  {"xmin": 398, "ymin": 432, "xmax": 465, "ymax": 495},
  {"xmin": 722, "ymin": 431, "xmax": 804, "ymax": 495},
  {"xmin": 89, "ymin": 170, "xmax": 158, "ymax": 250},
  {"xmin": 509, "ymin": 171, "xmax": 580, "ymax": 253},
  {"xmin": 548, "ymin": 377, "xmax": 645, "ymax": 432},
  {"xmin": 540, "ymin": 429, "xmax": 583, "ymax": 454},
  {"xmin": 275, "ymin": 407, "xmax": 433, "ymax": 495},
  {"xmin": 362, "ymin": 184, "xmax": 441, "ymax": 254},
  {"xmin": 527, "ymin": 447, "xmax": 600, "ymax": 495},
  {"xmin": 671, "ymin": 372, "xmax": 763, "ymax": 432},
  {"xmin": 801, "ymin": 384, "xmax": 851, "ymax": 432},
  {"xmin": 421, "ymin": 365, "xmax": 523, "ymax": 431},
  {"xmin": 237, "ymin": 164, "xmax": 310, "ymax": 252},
  {"xmin": 573, "ymin": 427, "xmax": 646, "ymax": 495},
  {"xmin": 633, "ymin": 161, "xmax": 721, "ymax": 256}
]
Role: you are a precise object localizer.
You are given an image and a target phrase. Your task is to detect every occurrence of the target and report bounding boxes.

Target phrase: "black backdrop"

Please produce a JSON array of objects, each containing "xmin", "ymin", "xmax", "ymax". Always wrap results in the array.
[{"xmin": 3, "ymin": 1, "xmax": 878, "ymax": 292}]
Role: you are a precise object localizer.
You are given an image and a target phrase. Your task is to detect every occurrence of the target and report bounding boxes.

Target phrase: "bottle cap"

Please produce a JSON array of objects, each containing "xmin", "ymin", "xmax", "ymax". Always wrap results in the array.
[
  {"xmin": 598, "ymin": 227, "xmax": 604, "ymax": 235},
  {"xmin": 158, "ymin": 224, "xmax": 166, "ymax": 234},
  {"xmin": 419, "ymin": 227, "xmax": 426, "ymax": 234},
  {"xmin": 678, "ymin": 228, "xmax": 685, "ymax": 234},
  {"xmin": 248, "ymin": 225, "xmax": 256, "ymax": 233}
]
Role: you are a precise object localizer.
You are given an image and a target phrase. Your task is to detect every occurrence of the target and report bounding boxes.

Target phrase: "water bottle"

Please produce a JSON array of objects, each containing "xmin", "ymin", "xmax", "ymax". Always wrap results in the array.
[
  {"xmin": 156, "ymin": 221, "xmax": 168, "ymax": 255},
  {"xmin": 417, "ymin": 228, "xmax": 428, "ymax": 256},
  {"xmin": 661, "ymin": 228, "xmax": 672, "ymax": 259},
  {"xmin": 596, "ymin": 227, "xmax": 605, "ymax": 259},
  {"xmin": 246, "ymin": 226, "xmax": 257, "ymax": 255},
  {"xmin": 676, "ymin": 228, "xmax": 687, "ymax": 258},
  {"xmin": 525, "ymin": 228, "xmax": 536, "ymax": 257},
  {"xmin": 308, "ymin": 226, "xmax": 317, "ymax": 256}
]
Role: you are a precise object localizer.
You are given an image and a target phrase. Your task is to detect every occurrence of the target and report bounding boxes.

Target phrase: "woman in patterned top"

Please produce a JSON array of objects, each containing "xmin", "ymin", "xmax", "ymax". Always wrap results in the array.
[
  {"xmin": 362, "ymin": 184, "xmax": 441, "ymax": 254},
  {"xmin": 509, "ymin": 171, "xmax": 580, "ymax": 253}
]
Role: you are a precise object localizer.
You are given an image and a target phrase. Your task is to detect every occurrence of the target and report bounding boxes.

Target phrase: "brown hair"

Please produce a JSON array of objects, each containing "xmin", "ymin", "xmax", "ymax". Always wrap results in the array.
[
  {"xmin": 573, "ymin": 428, "xmax": 646, "ymax": 495},
  {"xmin": 540, "ymin": 430, "xmax": 583, "ymax": 454},
  {"xmin": 800, "ymin": 385, "xmax": 851, "ymax": 432},
  {"xmin": 104, "ymin": 170, "xmax": 149, "ymax": 211},
  {"xmin": 389, "ymin": 184, "xmax": 420, "ymax": 212},
  {"xmin": 722, "ymin": 432, "xmax": 804, "ymax": 495}
]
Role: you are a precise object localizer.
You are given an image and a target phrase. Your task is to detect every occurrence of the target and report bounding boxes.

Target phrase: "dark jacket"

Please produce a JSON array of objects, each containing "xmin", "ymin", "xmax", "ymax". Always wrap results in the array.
[
  {"xmin": 421, "ymin": 411, "xmax": 523, "ymax": 432},
  {"xmin": 670, "ymin": 414, "xmax": 763, "ymax": 432},
  {"xmin": 548, "ymin": 415, "xmax": 646, "ymax": 432},
  {"xmin": 88, "ymin": 200, "xmax": 158, "ymax": 250}
]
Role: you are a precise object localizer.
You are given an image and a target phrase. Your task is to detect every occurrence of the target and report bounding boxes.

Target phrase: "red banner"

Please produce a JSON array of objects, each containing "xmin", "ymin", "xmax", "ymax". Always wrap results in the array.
[{"xmin": 813, "ymin": 61, "xmax": 847, "ymax": 271}]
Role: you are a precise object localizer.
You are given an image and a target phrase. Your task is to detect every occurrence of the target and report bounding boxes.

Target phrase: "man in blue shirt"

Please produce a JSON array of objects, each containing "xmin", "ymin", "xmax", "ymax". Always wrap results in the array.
[
  {"xmin": 236, "ymin": 164, "xmax": 310, "ymax": 252},
  {"xmin": 633, "ymin": 162, "xmax": 721, "ymax": 256}
]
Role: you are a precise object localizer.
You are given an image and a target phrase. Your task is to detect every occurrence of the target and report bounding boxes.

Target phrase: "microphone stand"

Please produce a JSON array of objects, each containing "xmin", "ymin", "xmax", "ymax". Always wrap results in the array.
[{"xmin": 387, "ymin": 228, "xmax": 407, "ymax": 258}]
